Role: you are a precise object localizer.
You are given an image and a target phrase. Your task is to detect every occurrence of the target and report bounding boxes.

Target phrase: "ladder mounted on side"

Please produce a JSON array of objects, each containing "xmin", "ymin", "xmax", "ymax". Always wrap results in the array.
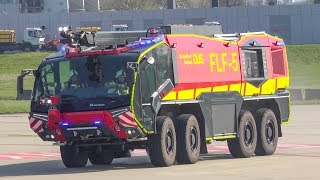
[{"xmin": 213, "ymin": 31, "xmax": 267, "ymax": 42}]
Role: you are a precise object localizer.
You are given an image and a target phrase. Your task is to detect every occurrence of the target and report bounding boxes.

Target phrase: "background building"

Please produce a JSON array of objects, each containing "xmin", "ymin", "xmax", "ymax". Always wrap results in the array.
[{"xmin": 0, "ymin": 0, "xmax": 319, "ymax": 44}]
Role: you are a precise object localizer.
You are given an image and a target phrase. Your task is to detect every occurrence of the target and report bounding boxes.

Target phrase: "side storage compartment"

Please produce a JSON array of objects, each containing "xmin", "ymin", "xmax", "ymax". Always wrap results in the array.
[{"xmin": 197, "ymin": 92, "xmax": 243, "ymax": 138}]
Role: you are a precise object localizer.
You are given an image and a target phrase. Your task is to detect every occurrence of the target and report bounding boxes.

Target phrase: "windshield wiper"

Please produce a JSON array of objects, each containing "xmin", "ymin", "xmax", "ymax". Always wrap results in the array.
[
  {"xmin": 92, "ymin": 96, "xmax": 117, "ymax": 101},
  {"xmin": 60, "ymin": 95, "xmax": 78, "ymax": 101}
]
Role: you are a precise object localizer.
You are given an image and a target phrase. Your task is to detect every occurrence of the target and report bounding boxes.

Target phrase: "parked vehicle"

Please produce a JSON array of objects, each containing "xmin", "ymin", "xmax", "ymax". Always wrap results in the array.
[{"xmin": 0, "ymin": 27, "xmax": 45, "ymax": 53}]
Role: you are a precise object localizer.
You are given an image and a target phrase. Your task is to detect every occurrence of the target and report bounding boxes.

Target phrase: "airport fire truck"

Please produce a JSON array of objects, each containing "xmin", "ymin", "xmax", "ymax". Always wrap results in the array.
[{"xmin": 19, "ymin": 25, "xmax": 290, "ymax": 168}]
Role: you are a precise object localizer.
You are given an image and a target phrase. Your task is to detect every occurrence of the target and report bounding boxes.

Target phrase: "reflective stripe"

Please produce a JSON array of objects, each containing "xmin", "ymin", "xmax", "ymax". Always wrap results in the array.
[
  {"xmin": 277, "ymin": 76, "xmax": 290, "ymax": 88},
  {"xmin": 245, "ymin": 83, "xmax": 261, "ymax": 96},
  {"xmin": 31, "ymin": 120, "xmax": 42, "ymax": 131},
  {"xmin": 119, "ymin": 115, "xmax": 136, "ymax": 126},
  {"xmin": 213, "ymin": 135, "xmax": 236, "ymax": 140},
  {"xmin": 162, "ymin": 91, "xmax": 177, "ymax": 100},
  {"xmin": 177, "ymin": 89, "xmax": 194, "ymax": 100},
  {"xmin": 212, "ymin": 85, "xmax": 228, "ymax": 92},
  {"xmin": 162, "ymin": 77, "xmax": 289, "ymax": 101},
  {"xmin": 119, "ymin": 120, "xmax": 135, "ymax": 127},
  {"xmin": 125, "ymin": 111, "xmax": 134, "ymax": 119},
  {"xmin": 229, "ymin": 83, "xmax": 241, "ymax": 93},
  {"xmin": 195, "ymin": 87, "xmax": 211, "ymax": 98},
  {"xmin": 261, "ymin": 79, "xmax": 276, "ymax": 95}
]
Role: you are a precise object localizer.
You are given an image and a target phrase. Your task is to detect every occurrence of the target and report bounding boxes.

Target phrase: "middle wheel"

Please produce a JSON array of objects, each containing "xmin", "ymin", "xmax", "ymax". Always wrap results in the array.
[
  {"xmin": 176, "ymin": 114, "xmax": 200, "ymax": 164},
  {"xmin": 148, "ymin": 116, "xmax": 177, "ymax": 167}
]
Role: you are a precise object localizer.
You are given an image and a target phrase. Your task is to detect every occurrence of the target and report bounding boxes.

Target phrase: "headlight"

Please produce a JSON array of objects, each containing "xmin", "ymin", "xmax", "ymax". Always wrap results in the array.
[{"xmin": 63, "ymin": 26, "xmax": 69, "ymax": 32}]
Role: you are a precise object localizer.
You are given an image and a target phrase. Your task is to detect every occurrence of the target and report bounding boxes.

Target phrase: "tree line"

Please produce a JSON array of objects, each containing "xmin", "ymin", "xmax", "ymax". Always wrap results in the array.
[
  {"xmin": 99, "ymin": 0, "xmax": 260, "ymax": 10},
  {"xmin": 99, "ymin": 0, "xmax": 314, "ymax": 10}
]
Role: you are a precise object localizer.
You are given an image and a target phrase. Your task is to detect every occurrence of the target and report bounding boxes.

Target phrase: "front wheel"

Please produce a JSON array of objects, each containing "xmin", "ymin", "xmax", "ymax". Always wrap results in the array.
[
  {"xmin": 255, "ymin": 108, "xmax": 279, "ymax": 156},
  {"xmin": 227, "ymin": 110, "xmax": 257, "ymax": 158},
  {"xmin": 60, "ymin": 145, "xmax": 88, "ymax": 168},
  {"xmin": 89, "ymin": 151, "xmax": 114, "ymax": 165},
  {"xmin": 148, "ymin": 116, "xmax": 177, "ymax": 167}
]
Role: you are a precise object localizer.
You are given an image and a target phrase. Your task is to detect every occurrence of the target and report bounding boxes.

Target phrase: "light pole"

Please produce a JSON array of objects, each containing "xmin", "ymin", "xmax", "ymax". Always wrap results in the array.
[
  {"xmin": 167, "ymin": 0, "xmax": 176, "ymax": 9},
  {"xmin": 212, "ymin": 0, "xmax": 219, "ymax": 7}
]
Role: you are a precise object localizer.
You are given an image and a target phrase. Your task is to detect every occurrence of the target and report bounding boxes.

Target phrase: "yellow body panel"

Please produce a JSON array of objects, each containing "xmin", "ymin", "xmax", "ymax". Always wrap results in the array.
[
  {"xmin": 162, "ymin": 91, "xmax": 177, "ymax": 101},
  {"xmin": 212, "ymin": 85, "xmax": 228, "ymax": 92},
  {"xmin": 178, "ymin": 89, "xmax": 195, "ymax": 100},
  {"xmin": 261, "ymin": 79, "xmax": 276, "ymax": 95},
  {"xmin": 195, "ymin": 87, "xmax": 212, "ymax": 98},
  {"xmin": 277, "ymin": 76, "xmax": 290, "ymax": 89},
  {"xmin": 229, "ymin": 83, "xmax": 241, "ymax": 93},
  {"xmin": 244, "ymin": 83, "xmax": 260, "ymax": 96}
]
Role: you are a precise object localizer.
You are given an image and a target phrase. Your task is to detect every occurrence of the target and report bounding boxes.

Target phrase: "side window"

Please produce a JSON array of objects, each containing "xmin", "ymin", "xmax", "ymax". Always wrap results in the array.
[
  {"xmin": 28, "ymin": 31, "xmax": 34, "ymax": 37},
  {"xmin": 139, "ymin": 55, "xmax": 156, "ymax": 103},
  {"xmin": 133, "ymin": 53, "xmax": 157, "ymax": 131},
  {"xmin": 154, "ymin": 44, "xmax": 174, "ymax": 87},
  {"xmin": 40, "ymin": 64, "xmax": 55, "ymax": 96},
  {"xmin": 59, "ymin": 60, "xmax": 70, "ymax": 89},
  {"xmin": 242, "ymin": 49, "xmax": 267, "ymax": 80},
  {"xmin": 272, "ymin": 49, "xmax": 286, "ymax": 75}
]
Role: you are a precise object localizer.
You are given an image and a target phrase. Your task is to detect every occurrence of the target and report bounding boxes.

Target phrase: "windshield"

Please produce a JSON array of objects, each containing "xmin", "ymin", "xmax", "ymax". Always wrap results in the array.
[{"xmin": 32, "ymin": 53, "xmax": 137, "ymax": 112}]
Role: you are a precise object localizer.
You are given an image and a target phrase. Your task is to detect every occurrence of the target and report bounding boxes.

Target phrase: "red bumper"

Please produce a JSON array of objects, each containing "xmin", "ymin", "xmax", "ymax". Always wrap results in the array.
[{"xmin": 47, "ymin": 109, "xmax": 128, "ymax": 142}]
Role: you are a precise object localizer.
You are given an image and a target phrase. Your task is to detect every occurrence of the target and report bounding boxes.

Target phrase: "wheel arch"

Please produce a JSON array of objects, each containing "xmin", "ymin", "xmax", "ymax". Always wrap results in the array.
[
  {"xmin": 158, "ymin": 103, "xmax": 207, "ymax": 150},
  {"xmin": 241, "ymin": 98, "xmax": 284, "ymax": 137}
]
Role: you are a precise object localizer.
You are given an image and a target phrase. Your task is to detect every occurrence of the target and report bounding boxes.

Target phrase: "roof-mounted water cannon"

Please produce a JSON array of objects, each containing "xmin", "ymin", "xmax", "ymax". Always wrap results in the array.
[
  {"xmin": 58, "ymin": 26, "xmax": 95, "ymax": 52},
  {"xmin": 58, "ymin": 26, "xmax": 77, "ymax": 47},
  {"xmin": 146, "ymin": 28, "xmax": 161, "ymax": 38}
]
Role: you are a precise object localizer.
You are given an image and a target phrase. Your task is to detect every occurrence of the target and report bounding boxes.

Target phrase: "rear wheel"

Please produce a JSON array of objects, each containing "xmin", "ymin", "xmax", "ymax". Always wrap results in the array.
[
  {"xmin": 255, "ymin": 108, "xmax": 279, "ymax": 156},
  {"xmin": 227, "ymin": 110, "xmax": 257, "ymax": 158},
  {"xmin": 89, "ymin": 151, "xmax": 114, "ymax": 165},
  {"xmin": 176, "ymin": 114, "xmax": 200, "ymax": 164},
  {"xmin": 60, "ymin": 145, "xmax": 88, "ymax": 168},
  {"xmin": 148, "ymin": 116, "xmax": 176, "ymax": 167}
]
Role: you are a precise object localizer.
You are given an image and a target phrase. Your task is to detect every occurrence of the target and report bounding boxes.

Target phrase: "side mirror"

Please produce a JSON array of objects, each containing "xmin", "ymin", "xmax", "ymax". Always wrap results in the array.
[
  {"xmin": 17, "ymin": 75, "xmax": 24, "ymax": 94},
  {"xmin": 16, "ymin": 69, "xmax": 35, "ymax": 100},
  {"xmin": 146, "ymin": 57, "xmax": 155, "ymax": 65},
  {"xmin": 150, "ymin": 79, "xmax": 174, "ymax": 114},
  {"xmin": 33, "ymin": 70, "xmax": 40, "ymax": 77}
]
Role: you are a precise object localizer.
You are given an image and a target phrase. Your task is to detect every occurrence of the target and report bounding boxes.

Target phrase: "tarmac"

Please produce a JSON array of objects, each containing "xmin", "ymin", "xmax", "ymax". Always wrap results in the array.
[{"xmin": 0, "ymin": 105, "xmax": 319, "ymax": 180}]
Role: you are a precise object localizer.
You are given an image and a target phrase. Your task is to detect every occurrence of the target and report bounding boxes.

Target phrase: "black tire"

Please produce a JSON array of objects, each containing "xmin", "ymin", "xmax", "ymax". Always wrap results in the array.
[
  {"xmin": 114, "ymin": 149, "xmax": 131, "ymax": 158},
  {"xmin": 227, "ymin": 110, "xmax": 257, "ymax": 158},
  {"xmin": 255, "ymin": 108, "xmax": 279, "ymax": 156},
  {"xmin": 176, "ymin": 114, "xmax": 200, "ymax": 164},
  {"xmin": 148, "ymin": 116, "xmax": 177, "ymax": 167},
  {"xmin": 89, "ymin": 151, "xmax": 114, "ymax": 165},
  {"xmin": 23, "ymin": 45, "xmax": 32, "ymax": 52},
  {"xmin": 60, "ymin": 145, "xmax": 88, "ymax": 168}
]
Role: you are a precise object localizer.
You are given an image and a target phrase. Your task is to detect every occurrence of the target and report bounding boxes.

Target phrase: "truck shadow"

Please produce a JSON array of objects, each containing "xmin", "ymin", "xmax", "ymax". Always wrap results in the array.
[{"xmin": 0, "ymin": 153, "xmax": 232, "ymax": 177}]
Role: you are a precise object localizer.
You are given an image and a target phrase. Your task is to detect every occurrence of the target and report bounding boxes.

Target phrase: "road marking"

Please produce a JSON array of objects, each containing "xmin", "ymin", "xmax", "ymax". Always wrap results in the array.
[
  {"xmin": 0, "ymin": 152, "xmax": 60, "ymax": 160},
  {"xmin": 0, "ymin": 143, "xmax": 319, "ymax": 161}
]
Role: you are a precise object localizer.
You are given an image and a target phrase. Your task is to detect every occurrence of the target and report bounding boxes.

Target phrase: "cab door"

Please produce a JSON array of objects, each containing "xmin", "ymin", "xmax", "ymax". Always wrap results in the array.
[{"xmin": 132, "ymin": 43, "xmax": 174, "ymax": 132}]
